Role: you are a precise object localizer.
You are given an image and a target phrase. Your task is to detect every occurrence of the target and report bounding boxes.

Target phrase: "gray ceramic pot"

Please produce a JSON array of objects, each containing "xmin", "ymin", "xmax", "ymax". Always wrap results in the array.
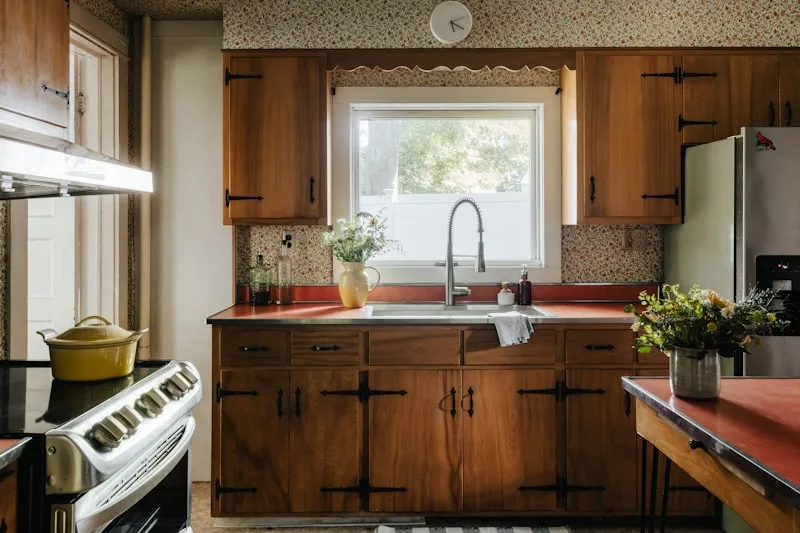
[{"xmin": 667, "ymin": 347, "xmax": 721, "ymax": 399}]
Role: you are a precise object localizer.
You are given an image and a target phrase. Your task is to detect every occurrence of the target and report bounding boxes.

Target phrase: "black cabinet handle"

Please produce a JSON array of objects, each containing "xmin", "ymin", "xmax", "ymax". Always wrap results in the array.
[
  {"xmin": 295, "ymin": 388, "xmax": 301, "ymax": 418},
  {"xmin": 226, "ymin": 189, "xmax": 263, "ymax": 207},
  {"xmin": 467, "ymin": 387, "xmax": 474, "ymax": 417},
  {"xmin": 787, "ymin": 101, "xmax": 793, "ymax": 127},
  {"xmin": 584, "ymin": 344, "xmax": 615, "ymax": 351},
  {"xmin": 309, "ymin": 176, "xmax": 316, "ymax": 204},
  {"xmin": 589, "ymin": 176, "xmax": 596, "ymax": 203},
  {"xmin": 769, "ymin": 101, "xmax": 776, "ymax": 127},
  {"xmin": 450, "ymin": 387, "xmax": 456, "ymax": 418},
  {"xmin": 277, "ymin": 388, "xmax": 284, "ymax": 418},
  {"xmin": 311, "ymin": 345, "xmax": 340, "ymax": 352},
  {"xmin": 240, "ymin": 345, "xmax": 269, "ymax": 352}
]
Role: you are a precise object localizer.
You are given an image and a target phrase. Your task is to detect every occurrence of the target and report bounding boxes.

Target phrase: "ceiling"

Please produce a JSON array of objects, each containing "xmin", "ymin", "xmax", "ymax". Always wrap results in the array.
[{"xmin": 109, "ymin": 0, "xmax": 221, "ymax": 20}]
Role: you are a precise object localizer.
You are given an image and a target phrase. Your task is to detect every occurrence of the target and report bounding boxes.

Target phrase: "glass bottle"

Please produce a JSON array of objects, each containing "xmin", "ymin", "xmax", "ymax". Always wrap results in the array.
[
  {"xmin": 248, "ymin": 254, "xmax": 272, "ymax": 306},
  {"xmin": 275, "ymin": 237, "xmax": 294, "ymax": 305}
]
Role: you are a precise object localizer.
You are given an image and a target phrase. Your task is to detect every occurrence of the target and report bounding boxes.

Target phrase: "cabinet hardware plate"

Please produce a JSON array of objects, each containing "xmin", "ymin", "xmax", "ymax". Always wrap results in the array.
[{"xmin": 216, "ymin": 382, "xmax": 259, "ymax": 402}]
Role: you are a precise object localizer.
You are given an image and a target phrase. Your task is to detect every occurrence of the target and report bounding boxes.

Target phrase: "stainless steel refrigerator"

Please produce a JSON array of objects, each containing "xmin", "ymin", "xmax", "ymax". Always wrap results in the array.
[{"xmin": 665, "ymin": 127, "xmax": 800, "ymax": 377}]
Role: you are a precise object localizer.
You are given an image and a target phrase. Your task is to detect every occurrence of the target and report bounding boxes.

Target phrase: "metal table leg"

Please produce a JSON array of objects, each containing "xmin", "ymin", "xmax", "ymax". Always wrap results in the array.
[
  {"xmin": 649, "ymin": 446, "xmax": 660, "ymax": 533},
  {"xmin": 640, "ymin": 437, "xmax": 648, "ymax": 533},
  {"xmin": 660, "ymin": 457, "xmax": 672, "ymax": 533}
]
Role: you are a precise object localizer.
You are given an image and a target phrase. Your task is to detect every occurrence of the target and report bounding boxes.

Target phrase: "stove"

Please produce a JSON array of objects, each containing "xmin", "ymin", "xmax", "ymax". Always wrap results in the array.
[{"xmin": 0, "ymin": 360, "xmax": 200, "ymax": 533}]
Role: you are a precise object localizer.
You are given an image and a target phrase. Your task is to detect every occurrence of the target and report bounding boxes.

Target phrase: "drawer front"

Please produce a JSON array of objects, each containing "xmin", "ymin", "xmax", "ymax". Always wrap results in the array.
[
  {"xmin": 220, "ymin": 328, "xmax": 290, "ymax": 366},
  {"xmin": 370, "ymin": 329, "xmax": 461, "ymax": 365},
  {"xmin": 566, "ymin": 329, "xmax": 634, "ymax": 364},
  {"xmin": 0, "ymin": 463, "xmax": 17, "ymax": 533},
  {"xmin": 464, "ymin": 329, "xmax": 556, "ymax": 365},
  {"xmin": 291, "ymin": 331, "xmax": 362, "ymax": 365}
]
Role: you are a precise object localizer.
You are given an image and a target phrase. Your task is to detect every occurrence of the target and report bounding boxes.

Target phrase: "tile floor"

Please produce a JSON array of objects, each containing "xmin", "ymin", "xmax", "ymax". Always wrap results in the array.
[{"xmin": 190, "ymin": 482, "xmax": 720, "ymax": 533}]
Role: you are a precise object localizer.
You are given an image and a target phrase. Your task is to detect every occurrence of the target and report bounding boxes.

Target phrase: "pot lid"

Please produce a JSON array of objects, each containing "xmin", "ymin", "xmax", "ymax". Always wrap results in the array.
[{"xmin": 54, "ymin": 316, "xmax": 134, "ymax": 343}]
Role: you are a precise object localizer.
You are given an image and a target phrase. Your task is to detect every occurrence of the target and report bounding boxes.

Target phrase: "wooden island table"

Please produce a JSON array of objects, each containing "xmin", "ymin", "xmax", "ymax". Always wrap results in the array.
[{"xmin": 622, "ymin": 377, "xmax": 800, "ymax": 533}]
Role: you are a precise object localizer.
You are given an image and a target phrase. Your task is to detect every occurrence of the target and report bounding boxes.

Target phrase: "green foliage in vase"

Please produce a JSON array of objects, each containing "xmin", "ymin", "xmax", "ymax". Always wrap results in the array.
[
  {"xmin": 624, "ymin": 284, "xmax": 788, "ymax": 357},
  {"xmin": 322, "ymin": 211, "xmax": 401, "ymax": 264}
]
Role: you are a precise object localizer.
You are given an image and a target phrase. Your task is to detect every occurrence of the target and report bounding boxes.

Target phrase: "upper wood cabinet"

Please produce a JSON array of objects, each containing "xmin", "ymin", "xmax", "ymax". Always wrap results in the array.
[
  {"xmin": 681, "ymin": 55, "xmax": 780, "ymax": 143},
  {"xmin": 779, "ymin": 55, "xmax": 800, "ymax": 127},
  {"xmin": 223, "ymin": 52, "xmax": 329, "ymax": 225},
  {"xmin": 0, "ymin": 0, "xmax": 70, "ymax": 134},
  {"xmin": 575, "ymin": 53, "xmax": 682, "ymax": 224}
]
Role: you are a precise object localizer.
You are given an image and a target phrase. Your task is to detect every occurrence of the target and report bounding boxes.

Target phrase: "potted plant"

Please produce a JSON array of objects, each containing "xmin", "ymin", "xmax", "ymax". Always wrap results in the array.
[
  {"xmin": 323, "ymin": 211, "xmax": 400, "ymax": 308},
  {"xmin": 625, "ymin": 284, "xmax": 786, "ymax": 399}
]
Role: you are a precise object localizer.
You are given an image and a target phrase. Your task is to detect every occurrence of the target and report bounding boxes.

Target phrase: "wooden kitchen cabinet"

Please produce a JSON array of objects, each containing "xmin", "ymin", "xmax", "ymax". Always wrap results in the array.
[
  {"xmin": 216, "ymin": 370, "xmax": 290, "ymax": 514},
  {"xmin": 0, "ymin": 462, "xmax": 17, "ymax": 533},
  {"xmin": 368, "ymin": 370, "xmax": 462, "ymax": 512},
  {"xmin": 0, "ymin": 0, "xmax": 69, "ymax": 134},
  {"xmin": 681, "ymin": 55, "xmax": 780, "ymax": 143},
  {"xmin": 566, "ymin": 369, "xmax": 638, "ymax": 513},
  {"xmin": 223, "ymin": 52, "xmax": 328, "ymax": 225},
  {"xmin": 289, "ymin": 370, "xmax": 361, "ymax": 513},
  {"xmin": 463, "ymin": 369, "xmax": 558, "ymax": 511},
  {"xmin": 577, "ymin": 53, "xmax": 682, "ymax": 224},
  {"xmin": 779, "ymin": 55, "xmax": 800, "ymax": 127}
]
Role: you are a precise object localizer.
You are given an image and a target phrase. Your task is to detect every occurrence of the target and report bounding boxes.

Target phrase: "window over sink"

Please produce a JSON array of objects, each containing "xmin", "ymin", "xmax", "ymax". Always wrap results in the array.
[{"xmin": 331, "ymin": 87, "xmax": 562, "ymax": 284}]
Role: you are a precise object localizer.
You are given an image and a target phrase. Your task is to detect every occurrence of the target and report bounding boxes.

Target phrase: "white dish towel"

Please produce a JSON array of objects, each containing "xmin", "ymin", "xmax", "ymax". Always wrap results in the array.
[{"xmin": 489, "ymin": 311, "xmax": 534, "ymax": 347}]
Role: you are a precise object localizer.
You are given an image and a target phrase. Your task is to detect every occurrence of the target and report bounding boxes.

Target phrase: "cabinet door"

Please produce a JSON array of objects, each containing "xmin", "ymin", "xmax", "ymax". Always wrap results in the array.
[
  {"xmin": 682, "ymin": 55, "xmax": 780, "ymax": 143},
  {"xmin": 0, "ymin": 463, "xmax": 17, "ymax": 533},
  {"xmin": 582, "ymin": 55, "xmax": 682, "ymax": 223},
  {"xmin": 0, "ymin": 0, "xmax": 69, "ymax": 128},
  {"xmin": 779, "ymin": 55, "xmax": 800, "ymax": 127},
  {"xmin": 463, "ymin": 369, "xmax": 558, "ymax": 511},
  {"xmin": 290, "ymin": 370, "xmax": 360, "ymax": 512},
  {"xmin": 224, "ymin": 55, "xmax": 324, "ymax": 224},
  {"xmin": 217, "ymin": 370, "xmax": 290, "ymax": 514},
  {"xmin": 566, "ymin": 369, "xmax": 637, "ymax": 512},
  {"xmin": 369, "ymin": 370, "xmax": 462, "ymax": 512}
]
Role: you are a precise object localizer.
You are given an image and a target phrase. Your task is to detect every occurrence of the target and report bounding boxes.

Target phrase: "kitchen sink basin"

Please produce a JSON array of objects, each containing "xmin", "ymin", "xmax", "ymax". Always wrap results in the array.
[{"xmin": 367, "ymin": 303, "xmax": 554, "ymax": 318}]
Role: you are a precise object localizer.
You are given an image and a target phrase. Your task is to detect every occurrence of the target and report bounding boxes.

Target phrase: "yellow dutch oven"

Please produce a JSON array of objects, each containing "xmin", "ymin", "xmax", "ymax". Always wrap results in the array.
[{"xmin": 37, "ymin": 316, "xmax": 148, "ymax": 382}]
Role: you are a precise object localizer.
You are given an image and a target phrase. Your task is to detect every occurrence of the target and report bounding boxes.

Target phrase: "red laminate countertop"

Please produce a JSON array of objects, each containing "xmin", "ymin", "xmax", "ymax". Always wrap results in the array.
[
  {"xmin": 623, "ymin": 377, "xmax": 800, "ymax": 503},
  {"xmin": 207, "ymin": 302, "xmax": 633, "ymax": 324},
  {"xmin": 0, "ymin": 438, "xmax": 29, "ymax": 471}
]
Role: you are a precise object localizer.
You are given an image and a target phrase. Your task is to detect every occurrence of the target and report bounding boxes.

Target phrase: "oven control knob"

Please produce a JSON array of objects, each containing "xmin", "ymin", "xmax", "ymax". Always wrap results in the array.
[
  {"xmin": 92, "ymin": 416, "xmax": 128, "ymax": 448},
  {"xmin": 162, "ymin": 373, "xmax": 191, "ymax": 399},
  {"xmin": 113, "ymin": 405, "xmax": 144, "ymax": 434},
  {"xmin": 136, "ymin": 389, "xmax": 168, "ymax": 417},
  {"xmin": 178, "ymin": 368, "xmax": 199, "ymax": 386}
]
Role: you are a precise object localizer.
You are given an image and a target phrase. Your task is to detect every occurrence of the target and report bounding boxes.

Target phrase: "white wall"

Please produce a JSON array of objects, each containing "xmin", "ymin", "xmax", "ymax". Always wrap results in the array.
[{"xmin": 151, "ymin": 21, "xmax": 230, "ymax": 482}]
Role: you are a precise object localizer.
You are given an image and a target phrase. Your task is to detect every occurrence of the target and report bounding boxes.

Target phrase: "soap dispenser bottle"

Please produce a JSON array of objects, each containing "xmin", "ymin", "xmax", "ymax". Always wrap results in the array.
[
  {"xmin": 517, "ymin": 265, "xmax": 532, "ymax": 305},
  {"xmin": 497, "ymin": 282, "xmax": 515, "ymax": 306}
]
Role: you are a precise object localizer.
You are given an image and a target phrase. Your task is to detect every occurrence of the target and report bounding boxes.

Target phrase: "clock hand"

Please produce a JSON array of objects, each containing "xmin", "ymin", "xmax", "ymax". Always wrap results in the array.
[
  {"xmin": 451, "ymin": 20, "xmax": 465, "ymax": 31},
  {"xmin": 450, "ymin": 20, "xmax": 456, "ymax": 32},
  {"xmin": 452, "ymin": 15, "xmax": 469, "ymax": 22}
]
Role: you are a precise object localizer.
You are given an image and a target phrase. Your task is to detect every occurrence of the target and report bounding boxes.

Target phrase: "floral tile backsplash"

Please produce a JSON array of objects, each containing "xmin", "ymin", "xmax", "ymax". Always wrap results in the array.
[
  {"xmin": 236, "ymin": 226, "xmax": 333, "ymax": 285},
  {"xmin": 332, "ymin": 66, "xmax": 560, "ymax": 88}
]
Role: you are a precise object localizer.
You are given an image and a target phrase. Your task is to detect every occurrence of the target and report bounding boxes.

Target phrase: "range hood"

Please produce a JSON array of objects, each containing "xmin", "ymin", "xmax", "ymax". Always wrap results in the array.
[{"xmin": 0, "ymin": 124, "xmax": 152, "ymax": 200}]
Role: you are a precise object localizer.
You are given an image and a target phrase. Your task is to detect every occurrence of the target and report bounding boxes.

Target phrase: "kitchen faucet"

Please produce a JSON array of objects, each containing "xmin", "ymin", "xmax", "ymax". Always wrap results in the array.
[{"xmin": 441, "ymin": 197, "xmax": 486, "ymax": 306}]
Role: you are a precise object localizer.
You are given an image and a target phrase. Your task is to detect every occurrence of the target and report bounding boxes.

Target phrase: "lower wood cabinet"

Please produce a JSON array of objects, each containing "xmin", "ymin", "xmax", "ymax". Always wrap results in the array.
[
  {"xmin": 566, "ymin": 369, "xmax": 638, "ymax": 513},
  {"xmin": 216, "ymin": 369, "xmax": 360, "ymax": 514},
  {"xmin": 368, "ymin": 370, "xmax": 462, "ymax": 512},
  {"xmin": 463, "ymin": 369, "xmax": 558, "ymax": 511},
  {"xmin": 0, "ymin": 462, "xmax": 17, "ymax": 533}
]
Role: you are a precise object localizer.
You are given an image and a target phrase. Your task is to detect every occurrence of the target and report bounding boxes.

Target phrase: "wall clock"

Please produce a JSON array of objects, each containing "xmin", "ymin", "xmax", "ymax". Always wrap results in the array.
[{"xmin": 429, "ymin": 1, "xmax": 473, "ymax": 45}]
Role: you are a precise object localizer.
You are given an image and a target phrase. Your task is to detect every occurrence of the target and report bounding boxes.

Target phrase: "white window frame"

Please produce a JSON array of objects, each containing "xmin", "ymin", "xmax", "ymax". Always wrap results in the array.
[{"xmin": 331, "ymin": 87, "xmax": 562, "ymax": 284}]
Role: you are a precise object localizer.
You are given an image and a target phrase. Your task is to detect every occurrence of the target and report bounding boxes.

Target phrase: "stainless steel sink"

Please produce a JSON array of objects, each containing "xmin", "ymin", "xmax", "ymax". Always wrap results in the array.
[{"xmin": 367, "ymin": 303, "xmax": 554, "ymax": 318}]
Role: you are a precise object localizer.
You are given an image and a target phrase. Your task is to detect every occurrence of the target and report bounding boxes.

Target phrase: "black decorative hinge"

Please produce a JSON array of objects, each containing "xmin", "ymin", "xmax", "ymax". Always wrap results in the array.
[
  {"xmin": 641, "ymin": 67, "xmax": 717, "ymax": 84},
  {"xmin": 562, "ymin": 477, "xmax": 606, "ymax": 493},
  {"xmin": 520, "ymin": 477, "xmax": 603, "ymax": 497},
  {"xmin": 320, "ymin": 477, "xmax": 407, "ymax": 496},
  {"xmin": 517, "ymin": 384, "xmax": 559, "ymax": 397},
  {"xmin": 641, "ymin": 188, "xmax": 680, "ymax": 206},
  {"xmin": 225, "ymin": 189, "xmax": 263, "ymax": 207},
  {"xmin": 215, "ymin": 479, "xmax": 257, "ymax": 499},
  {"xmin": 216, "ymin": 382, "xmax": 258, "ymax": 402},
  {"xmin": 519, "ymin": 483, "xmax": 558, "ymax": 492},
  {"xmin": 678, "ymin": 115, "xmax": 718, "ymax": 132},
  {"xmin": 225, "ymin": 68, "xmax": 264, "ymax": 85},
  {"xmin": 42, "ymin": 84, "xmax": 69, "ymax": 103},
  {"xmin": 558, "ymin": 380, "xmax": 605, "ymax": 402},
  {"xmin": 320, "ymin": 381, "xmax": 407, "ymax": 404}
]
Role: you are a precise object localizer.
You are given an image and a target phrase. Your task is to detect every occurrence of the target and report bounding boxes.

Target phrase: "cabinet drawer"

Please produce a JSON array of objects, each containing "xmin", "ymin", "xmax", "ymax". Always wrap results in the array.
[
  {"xmin": 566, "ymin": 329, "xmax": 634, "ymax": 364},
  {"xmin": 291, "ymin": 331, "xmax": 362, "ymax": 365},
  {"xmin": 220, "ymin": 328, "xmax": 290, "ymax": 366},
  {"xmin": 464, "ymin": 329, "xmax": 556, "ymax": 365},
  {"xmin": 638, "ymin": 348, "xmax": 669, "ymax": 365},
  {"xmin": 369, "ymin": 330, "xmax": 461, "ymax": 365},
  {"xmin": 0, "ymin": 463, "xmax": 17, "ymax": 533}
]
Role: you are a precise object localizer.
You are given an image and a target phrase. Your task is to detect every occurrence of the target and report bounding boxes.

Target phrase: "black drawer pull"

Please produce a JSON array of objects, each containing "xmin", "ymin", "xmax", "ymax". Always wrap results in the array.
[
  {"xmin": 467, "ymin": 387, "xmax": 474, "ymax": 417},
  {"xmin": 295, "ymin": 388, "xmax": 301, "ymax": 418},
  {"xmin": 309, "ymin": 176, "xmax": 315, "ymax": 204},
  {"xmin": 311, "ymin": 345, "xmax": 340, "ymax": 351},
  {"xmin": 450, "ymin": 387, "xmax": 456, "ymax": 418},
  {"xmin": 787, "ymin": 101, "xmax": 793, "ymax": 127},
  {"xmin": 589, "ymin": 176, "xmax": 596, "ymax": 203},
  {"xmin": 584, "ymin": 344, "xmax": 615, "ymax": 351},
  {"xmin": 240, "ymin": 345, "xmax": 269, "ymax": 352},
  {"xmin": 277, "ymin": 388, "xmax": 284, "ymax": 418}
]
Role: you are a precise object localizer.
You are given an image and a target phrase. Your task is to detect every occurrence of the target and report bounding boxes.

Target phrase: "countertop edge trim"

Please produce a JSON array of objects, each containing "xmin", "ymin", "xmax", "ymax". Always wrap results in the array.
[{"xmin": 0, "ymin": 437, "xmax": 31, "ymax": 472}]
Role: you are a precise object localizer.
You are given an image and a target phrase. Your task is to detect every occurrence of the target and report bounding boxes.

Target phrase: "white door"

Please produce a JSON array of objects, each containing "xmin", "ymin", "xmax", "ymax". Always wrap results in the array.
[{"xmin": 27, "ymin": 198, "xmax": 76, "ymax": 361}]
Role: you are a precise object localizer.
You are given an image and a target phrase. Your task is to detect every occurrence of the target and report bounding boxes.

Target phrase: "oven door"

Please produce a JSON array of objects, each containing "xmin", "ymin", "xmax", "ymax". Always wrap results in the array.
[{"xmin": 50, "ymin": 417, "xmax": 195, "ymax": 533}]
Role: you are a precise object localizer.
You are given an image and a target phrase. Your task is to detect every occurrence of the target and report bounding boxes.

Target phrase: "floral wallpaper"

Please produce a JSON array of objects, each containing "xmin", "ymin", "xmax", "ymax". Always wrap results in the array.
[
  {"xmin": 332, "ymin": 66, "xmax": 560, "ymax": 87},
  {"xmin": 223, "ymin": 0, "xmax": 800, "ymax": 49},
  {"xmin": 74, "ymin": 0, "xmax": 129, "ymax": 35}
]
